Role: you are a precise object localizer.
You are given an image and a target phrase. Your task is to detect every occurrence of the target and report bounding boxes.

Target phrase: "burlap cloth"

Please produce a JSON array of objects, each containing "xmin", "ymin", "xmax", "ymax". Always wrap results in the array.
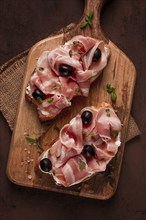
[{"xmin": 0, "ymin": 24, "xmax": 140, "ymax": 141}]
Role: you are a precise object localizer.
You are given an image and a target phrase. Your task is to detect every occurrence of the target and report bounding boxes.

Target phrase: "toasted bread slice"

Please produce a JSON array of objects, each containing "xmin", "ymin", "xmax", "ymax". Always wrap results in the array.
[
  {"xmin": 36, "ymin": 103, "xmax": 121, "ymax": 187},
  {"xmin": 25, "ymin": 35, "xmax": 110, "ymax": 122}
]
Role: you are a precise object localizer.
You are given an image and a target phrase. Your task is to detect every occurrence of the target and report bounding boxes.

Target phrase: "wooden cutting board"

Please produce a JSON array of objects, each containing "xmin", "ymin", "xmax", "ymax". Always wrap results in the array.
[{"xmin": 7, "ymin": 0, "xmax": 136, "ymax": 200}]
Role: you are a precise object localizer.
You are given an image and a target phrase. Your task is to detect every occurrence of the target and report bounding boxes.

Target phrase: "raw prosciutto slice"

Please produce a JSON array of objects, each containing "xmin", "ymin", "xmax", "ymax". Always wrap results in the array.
[
  {"xmin": 26, "ymin": 35, "xmax": 110, "ymax": 121},
  {"xmin": 38, "ymin": 103, "xmax": 122, "ymax": 187}
]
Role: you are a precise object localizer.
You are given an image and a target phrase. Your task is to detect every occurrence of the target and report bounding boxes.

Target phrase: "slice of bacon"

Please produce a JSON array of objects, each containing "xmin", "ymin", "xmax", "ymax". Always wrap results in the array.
[{"xmin": 38, "ymin": 103, "xmax": 121, "ymax": 187}]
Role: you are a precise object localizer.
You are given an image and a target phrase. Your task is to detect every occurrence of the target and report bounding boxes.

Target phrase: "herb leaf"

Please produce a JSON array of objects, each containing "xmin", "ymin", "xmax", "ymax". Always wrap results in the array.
[
  {"xmin": 106, "ymin": 84, "xmax": 117, "ymax": 103},
  {"xmin": 111, "ymin": 92, "xmax": 117, "ymax": 102},
  {"xmin": 88, "ymin": 19, "xmax": 93, "ymax": 28},
  {"xmin": 106, "ymin": 84, "xmax": 114, "ymax": 93},
  {"xmin": 69, "ymin": 50, "xmax": 73, "ymax": 57},
  {"xmin": 85, "ymin": 15, "xmax": 90, "ymax": 22},
  {"xmin": 25, "ymin": 136, "xmax": 44, "ymax": 151},
  {"xmin": 80, "ymin": 21, "xmax": 88, "ymax": 29},
  {"xmin": 75, "ymin": 87, "xmax": 81, "ymax": 95},
  {"xmin": 36, "ymin": 97, "xmax": 43, "ymax": 104},
  {"xmin": 73, "ymin": 41, "xmax": 78, "ymax": 47},
  {"xmin": 47, "ymin": 97, "xmax": 53, "ymax": 103},
  {"xmin": 80, "ymin": 11, "xmax": 94, "ymax": 29},
  {"xmin": 79, "ymin": 160, "xmax": 86, "ymax": 170}
]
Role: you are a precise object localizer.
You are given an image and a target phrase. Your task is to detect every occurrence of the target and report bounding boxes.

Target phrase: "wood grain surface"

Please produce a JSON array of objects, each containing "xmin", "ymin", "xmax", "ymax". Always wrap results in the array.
[{"xmin": 7, "ymin": 0, "xmax": 136, "ymax": 200}]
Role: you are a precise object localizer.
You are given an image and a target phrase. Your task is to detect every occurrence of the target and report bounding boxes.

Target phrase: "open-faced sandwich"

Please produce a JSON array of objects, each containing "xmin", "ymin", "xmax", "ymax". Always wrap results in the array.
[
  {"xmin": 26, "ymin": 35, "xmax": 110, "ymax": 121},
  {"xmin": 36, "ymin": 103, "xmax": 121, "ymax": 187}
]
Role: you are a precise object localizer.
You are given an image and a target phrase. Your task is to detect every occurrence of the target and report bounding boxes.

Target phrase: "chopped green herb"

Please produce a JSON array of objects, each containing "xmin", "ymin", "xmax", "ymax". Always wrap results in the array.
[
  {"xmin": 106, "ymin": 84, "xmax": 114, "ymax": 93},
  {"xmin": 53, "ymin": 84, "xmax": 57, "ymax": 90},
  {"xmin": 25, "ymin": 136, "xmax": 44, "ymax": 151},
  {"xmin": 111, "ymin": 92, "xmax": 117, "ymax": 102},
  {"xmin": 69, "ymin": 49, "xmax": 73, "ymax": 57},
  {"xmin": 52, "ymin": 84, "xmax": 61, "ymax": 90},
  {"xmin": 75, "ymin": 87, "xmax": 81, "ymax": 95},
  {"xmin": 47, "ymin": 97, "xmax": 53, "ymax": 103},
  {"xmin": 36, "ymin": 97, "xmax": 43, "ymax": 104},
  {"xmin": 73, "ymin": 41, "xmax": 78, "ymax": 47},
  {"xmin": 80, "ymin": 21, "xmax": 88, "ymax": 29},
  {"xmin": 79, "ymin": 160, "xmax": 86, "ymax": 170},
  {"xmin": 85, "ymin": 15, "xmax": 90, "ymax": 22},
  {"xmin": 87, "ymin": 19, "xmax": 93, "ymax": 28}
]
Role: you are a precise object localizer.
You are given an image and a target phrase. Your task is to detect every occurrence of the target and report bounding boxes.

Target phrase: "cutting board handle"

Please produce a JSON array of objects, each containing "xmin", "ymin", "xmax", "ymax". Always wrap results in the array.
[
  {"xmin": 65, "ymin": 0, "xmax": 108, "ymax": 42},
  {"xmin": 84, "ymin": 0, "xmax": 104, "ymax": 27},
  {"xmin": 83, "ymin": 0, "xmax": 107, "ymax": 40}
]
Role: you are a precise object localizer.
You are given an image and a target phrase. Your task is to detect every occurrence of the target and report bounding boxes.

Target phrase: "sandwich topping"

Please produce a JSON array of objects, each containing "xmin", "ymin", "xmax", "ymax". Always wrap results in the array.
[
  {"xmin": 26, "ymin": 35, "xmax": 110, "ymax": 118},
  {"xmin": 38, "ymin": 104, "xmax": 121, "ymax": 187}
]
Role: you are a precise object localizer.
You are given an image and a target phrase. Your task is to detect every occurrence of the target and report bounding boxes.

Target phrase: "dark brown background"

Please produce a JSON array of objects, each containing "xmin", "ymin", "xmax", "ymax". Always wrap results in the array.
[{"xmin": 0, "ymin": 0, "xmax": 146, "ymax": 220}]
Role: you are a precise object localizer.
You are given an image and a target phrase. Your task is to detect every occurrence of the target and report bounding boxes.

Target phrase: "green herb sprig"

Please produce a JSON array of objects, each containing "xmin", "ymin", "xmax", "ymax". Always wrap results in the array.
[
  {"xmin": 69, "ymin": 50, "xmax": 73, "ymax": 57},
  {"xmin": 79, "ymin": 160, "xmax": 86, "ymax": 170},
  {"xmin": 80, "ymin": 11, "xmax": 94, "ymax": 29},
  {"xmin": 36, "ymin": 97, "xmax": 43, "ymax": 104},
  {"xmin": 47, "ymin": 97, "xmax": 53, "ymax": 103},
  {"xmin": 73, "ymin": 41, "xmax": 78, "ymax": 47},
  {"xmin": 75, "ymin": 87, "xmax": 81, "ymax": 95},
  {"xmin": 106, "ymin": 84, "xmax": 117, "ymax": 102},
  {"xmin": 25, "ymin": 136, "xmax": 44, "ymax": 151}
]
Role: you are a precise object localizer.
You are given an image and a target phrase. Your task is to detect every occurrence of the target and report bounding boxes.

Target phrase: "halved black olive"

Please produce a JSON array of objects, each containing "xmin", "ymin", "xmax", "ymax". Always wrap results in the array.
[
  {"xmin": 82, "ymin": 145, "xmax": 95, "ymax": 158},
  {"xmin": 81, "ymin": 110, "xmax": 92, "ymax": 125},
  {"xmin": 92, "ymin": 48, "xmax": 101, "ymax": 62},
  {"xmin": 40, "ymin": 158, "xmax": 52, "ymax": 172},
  {"xmin": 32, "ymin": 89, "xmax": 46, "ymax": 100},
  {"xmin": 59, "ymin": 64, "xmax": 73, "ymax": 77}
]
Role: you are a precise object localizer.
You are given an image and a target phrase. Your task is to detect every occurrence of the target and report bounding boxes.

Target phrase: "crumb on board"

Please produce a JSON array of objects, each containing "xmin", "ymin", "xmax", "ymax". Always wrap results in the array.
[{"xmin": 27, "ymin": 175, "xmax": 32, "ymax": 180}]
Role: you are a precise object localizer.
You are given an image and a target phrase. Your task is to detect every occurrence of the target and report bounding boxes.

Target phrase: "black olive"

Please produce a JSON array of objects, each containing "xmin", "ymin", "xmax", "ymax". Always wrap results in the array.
[
  {"xmin": 81, "ymin": 110, "xmax": 92, "ymax": 125},
  {"xmin": 92, "ymin": 48, "xmax": 101, "ymax": 62},
  {"xmin": 40, "ymin": 158, "xmax": 52, "ymax": 172},
  {"xmin": 32, "ymin": 89, "xmax": 46, "ymax": 100},
  {"xmin": 82, "ymin": 145, "xmax": 95, "ymax": 158},
  {"xmin": 59, "ymin": 64, "xmax": 73, "ymax": 77}
]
